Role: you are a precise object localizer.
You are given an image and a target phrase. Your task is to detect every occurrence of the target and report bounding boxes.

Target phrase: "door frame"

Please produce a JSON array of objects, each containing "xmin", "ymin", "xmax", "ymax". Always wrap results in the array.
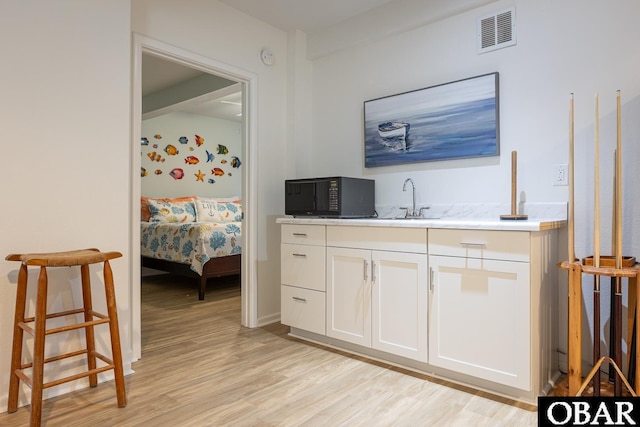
[{"xmin": 130, "ymin": 33, "xmax": 258, "ymax": 360}]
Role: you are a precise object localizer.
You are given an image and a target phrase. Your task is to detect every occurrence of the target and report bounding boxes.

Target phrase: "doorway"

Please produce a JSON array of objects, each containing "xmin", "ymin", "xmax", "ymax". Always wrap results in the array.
[{"xmin": 131, "ymin": 34, "xmax": 258, "ymax": 361}]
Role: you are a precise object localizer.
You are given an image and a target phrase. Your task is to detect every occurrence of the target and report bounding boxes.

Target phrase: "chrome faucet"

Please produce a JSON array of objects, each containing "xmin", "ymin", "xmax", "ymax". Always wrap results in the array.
[{"xmin": 401, "ymin": 178, "xmax": 429, "ymax": 218}]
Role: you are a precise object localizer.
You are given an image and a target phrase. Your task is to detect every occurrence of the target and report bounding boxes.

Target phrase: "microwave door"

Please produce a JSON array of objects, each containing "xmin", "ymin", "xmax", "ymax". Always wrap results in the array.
[{"xmin": 285, "ymin": 181, "xmax": 316, "ymax": 214}]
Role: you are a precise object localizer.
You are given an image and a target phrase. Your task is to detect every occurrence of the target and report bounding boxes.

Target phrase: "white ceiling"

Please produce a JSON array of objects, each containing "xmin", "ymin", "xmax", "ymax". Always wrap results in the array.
[
  {"xmin": 142, "ymin": 55, "xmax": 205, "ymax": 95},
  {"xmin": 219, "ymin": 0, "xmax": 398, "ymax": 34},
  {"xmin": 142, "ymin": 54, "xmax": 241, "ymax": 122}
]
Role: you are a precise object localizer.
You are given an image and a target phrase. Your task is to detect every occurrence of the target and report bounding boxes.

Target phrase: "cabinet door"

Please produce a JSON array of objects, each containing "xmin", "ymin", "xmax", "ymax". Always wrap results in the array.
[
  {"xmin": 428, "ymin": 255, "xmax": 531, "ymax": 390},
  {"xmin": 372, "ymin": 251, "xmax": 428, "ymax": 362},
  {"xmin": 326, "ymin": 247, "xmax": 371, "ymax": 347}
]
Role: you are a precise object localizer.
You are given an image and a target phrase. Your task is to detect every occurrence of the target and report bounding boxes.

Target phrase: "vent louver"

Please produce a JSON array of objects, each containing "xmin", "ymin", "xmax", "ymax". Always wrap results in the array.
[{"xmin": 478, "ymin": 7, "xmax": 516, "ymax": 54}]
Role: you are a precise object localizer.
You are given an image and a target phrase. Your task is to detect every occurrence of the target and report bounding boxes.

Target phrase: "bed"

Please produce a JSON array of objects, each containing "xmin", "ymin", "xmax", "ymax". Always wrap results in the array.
[{"xmin": 140, "ymin": 196, "xmax": 242, "ymax": 300}]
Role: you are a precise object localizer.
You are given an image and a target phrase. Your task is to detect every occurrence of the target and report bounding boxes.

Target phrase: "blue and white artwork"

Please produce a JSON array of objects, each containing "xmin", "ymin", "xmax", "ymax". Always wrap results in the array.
[{"xmin": 364, "ymin": 72, "xmax": 499, "ymax": 167}]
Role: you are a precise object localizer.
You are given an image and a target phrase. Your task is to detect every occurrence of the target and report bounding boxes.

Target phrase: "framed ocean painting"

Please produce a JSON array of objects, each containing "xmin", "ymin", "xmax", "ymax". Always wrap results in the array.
[{"xmin": 363, "ymin": 72, "xmax": 500, "ymax": 167}]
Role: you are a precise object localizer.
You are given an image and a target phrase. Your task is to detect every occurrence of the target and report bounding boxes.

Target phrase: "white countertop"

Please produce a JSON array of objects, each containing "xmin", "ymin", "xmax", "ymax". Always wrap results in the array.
[{"xmin": 276, "ymin": 216, "xmax": 566, "ymax": 232}]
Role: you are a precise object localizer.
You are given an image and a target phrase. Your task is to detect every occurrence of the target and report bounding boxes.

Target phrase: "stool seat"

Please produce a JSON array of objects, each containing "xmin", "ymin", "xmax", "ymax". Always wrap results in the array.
[
  {"xmin": 6, "ymin": 248, "xmax": 126, "ymax": 427},
  {"xmin": 6, "ymin": 248, "xmax": 122, "ymax": 267}
]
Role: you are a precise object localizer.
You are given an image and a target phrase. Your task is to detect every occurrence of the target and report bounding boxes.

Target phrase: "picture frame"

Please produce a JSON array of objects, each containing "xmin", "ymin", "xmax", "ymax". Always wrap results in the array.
[{"xmin": 363, "ymin": 72, "xmax": 500, "ymax": 167}]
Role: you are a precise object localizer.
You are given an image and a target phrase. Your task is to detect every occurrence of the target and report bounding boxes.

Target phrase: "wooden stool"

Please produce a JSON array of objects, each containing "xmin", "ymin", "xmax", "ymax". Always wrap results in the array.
[{"xmin": 5, "ymin": 248, "xmax": 127, "ymax": 426}]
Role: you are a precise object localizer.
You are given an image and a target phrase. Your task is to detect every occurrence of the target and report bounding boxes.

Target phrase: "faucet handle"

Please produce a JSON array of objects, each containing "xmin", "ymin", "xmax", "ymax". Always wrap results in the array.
[
  {"xmin": 418, "ymin": 206, "xmax": 430, "ymax": 216},
  {"xmin": 399, "ymin": 207, "xmax": 410, "ymax": 218}
]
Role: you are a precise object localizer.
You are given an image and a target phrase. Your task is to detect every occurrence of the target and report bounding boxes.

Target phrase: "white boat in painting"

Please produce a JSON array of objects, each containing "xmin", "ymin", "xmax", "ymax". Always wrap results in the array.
[
  {"xmin": 378, "ymin": 121, "xmax": 410, "ymax": 151},
  {"xmin": 378, "ymin": 121, "xmax": 410, "ymax": 138}
]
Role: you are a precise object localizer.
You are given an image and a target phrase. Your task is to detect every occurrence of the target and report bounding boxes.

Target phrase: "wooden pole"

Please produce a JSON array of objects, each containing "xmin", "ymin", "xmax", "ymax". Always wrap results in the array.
[
  {"xmin": 568, "ymin": 93, "xmax": 575, "ymax": 263},
  {"xmin": 594, "ymin": 93, "xmax": 601, "ymax": 269},
  {"xmin": 614, "ymin": 90, "xmax": 623, "ymax": 395},
  {"xmin": 593, "ymin": 93, "xmax": 601, "ymax": 394},
  {"xmin": 610, "ymin": 150, "xmax": 617, "ymax": 383},
  {"xmin": 616, "ymin": 90, "xmax": 623, "ymax": 269},
  {"xmin": 500, "ymin": 151, "xmax": 527, "ymax": 220},
  {"xmin": 569, "ymin": 263, "xmax": 583, "ymax": 394}
]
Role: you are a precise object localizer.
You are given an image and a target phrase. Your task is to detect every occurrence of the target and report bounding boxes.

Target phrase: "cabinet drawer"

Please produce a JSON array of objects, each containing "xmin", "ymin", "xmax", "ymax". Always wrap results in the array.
[
  {"xmin": 281, "ymin": 224, "xmax": 326, "ymax": 246},
  {"xmin": 428, "ymin": 229, "xmax": 529, "ymax": 262},
  {"xmin": 327, "ymin": 226, "xmax": 427, "ymax": 253},
  {"xmin": 281, "ymin": 243, "xmax": 326, "ymax": 291},
  {"xmin": 281, "ymin": 285, "xmax": 326, "ymax": 335}
]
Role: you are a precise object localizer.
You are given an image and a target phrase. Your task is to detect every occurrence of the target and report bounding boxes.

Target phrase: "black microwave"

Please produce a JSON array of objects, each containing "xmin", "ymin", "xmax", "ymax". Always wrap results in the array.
[{"xmin": 285, "ymin": 177, "xmax": 375, "ymax": 218}]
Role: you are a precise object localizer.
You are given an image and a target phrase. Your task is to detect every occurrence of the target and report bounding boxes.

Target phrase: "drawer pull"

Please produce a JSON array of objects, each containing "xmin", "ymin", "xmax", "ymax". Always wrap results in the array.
[
  {"xmin": 459, "ymin": 242, "xmax": 487, "ymax": 248},
  {"xmin": 292, "ymin": 296, "xmax": 307, "ymax": 303},
  {"xmin": 292, "ymin": 233, "xmax": 308, "ymax": 237},
  {"xmin": 292, "ymin": 253, "xmax": 307, "ymax": 258},
  {"xmin": 430, "ymin": 267, "xmax": 435, "ymax": 291}
]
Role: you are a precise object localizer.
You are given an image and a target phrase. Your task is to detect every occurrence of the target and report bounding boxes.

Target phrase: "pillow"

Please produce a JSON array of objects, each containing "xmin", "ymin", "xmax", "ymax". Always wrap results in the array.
[
  {"xmin": 147, "ymin": 199, "xmax": 196, "ymax": 223},
  {"xmin": 141, "ymin": 196, "xmax": 195, "ymax": 221},
  {"xmin": 194, "ymin": 198, "xmax": 222, "ymax": 222},
  {"xmin": 217, "ymin": 201, "xmax": 243, "ymax": 222},
  {"xmin": 214, "ymin": 196, "xmax": 240, "ymax": 202}
]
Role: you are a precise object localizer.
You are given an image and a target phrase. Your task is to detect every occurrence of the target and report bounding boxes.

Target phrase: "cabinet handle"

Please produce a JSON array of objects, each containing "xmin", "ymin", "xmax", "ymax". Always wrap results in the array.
[
  {"xmin": 363, "ymin": 260, "xmax": 368, "ymax": 282},
  {"xmin": 292, "ymin": 253, "xmax": 307, "ymax": 258},
  {"xmin": 292, "ymin": 296, "xmax": 307, "ymax": 303},
  {"xmin": 371, "ymin": 260, "xmax": 376, "ymax": 284},
  {"xmin": 430, "ymin": 267, "xmax": 435, "ymax": 291},
  {"xmin": 459, "ymin": 242, "xmax": 487, "ymax": 248},
  {"xmin": 292, "ymin": 233, "xmax": 308, "ymax": 237}
]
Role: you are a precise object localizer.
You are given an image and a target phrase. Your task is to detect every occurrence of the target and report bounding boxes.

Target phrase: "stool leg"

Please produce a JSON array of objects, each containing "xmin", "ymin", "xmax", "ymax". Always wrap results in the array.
[
  {"xmin": 103, "ymin": 260, "xmax": 127, "ymax": 407},
  {"xmin": 81, "ymin": 264, "xmax": 98, "ymax": 387},
  {"xmin": 30, "ymin": 266, "xmax": 49, "ymax": 427},
  {"xmin": 8, "ymin": 264, "xmax": 28, "ymax": 413}
]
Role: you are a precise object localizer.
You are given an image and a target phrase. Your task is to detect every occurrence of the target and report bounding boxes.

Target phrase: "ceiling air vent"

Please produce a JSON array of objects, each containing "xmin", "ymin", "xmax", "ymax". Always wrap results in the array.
[{"xmin": 477, "ymin": 7, "xmax": 516, "ymax": 54}]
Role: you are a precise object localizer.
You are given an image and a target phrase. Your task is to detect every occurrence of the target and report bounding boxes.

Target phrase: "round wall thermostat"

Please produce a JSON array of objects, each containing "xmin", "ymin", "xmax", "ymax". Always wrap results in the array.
[{"xmin": 260, "ymin": 48, "xmax": 274, "ymax": 66}]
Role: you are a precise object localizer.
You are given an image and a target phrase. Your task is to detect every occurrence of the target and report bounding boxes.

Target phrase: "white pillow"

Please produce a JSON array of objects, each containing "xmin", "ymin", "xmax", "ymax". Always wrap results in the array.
[{"xmin": 195, "ymin": 198, "xmax": 222, "ymax": 222}]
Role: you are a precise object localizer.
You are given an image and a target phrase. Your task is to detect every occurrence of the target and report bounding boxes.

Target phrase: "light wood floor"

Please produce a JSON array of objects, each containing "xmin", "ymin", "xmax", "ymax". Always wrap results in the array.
[{"xmin": 0, "ymin": 274, "xmax": 539, "ymax": 426}]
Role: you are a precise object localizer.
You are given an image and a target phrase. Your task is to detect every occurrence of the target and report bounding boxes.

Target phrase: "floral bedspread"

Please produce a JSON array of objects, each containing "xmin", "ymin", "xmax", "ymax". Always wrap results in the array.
[{"xmin": 140, "ymin": 221, "xmax": 242, "ymax": 275}]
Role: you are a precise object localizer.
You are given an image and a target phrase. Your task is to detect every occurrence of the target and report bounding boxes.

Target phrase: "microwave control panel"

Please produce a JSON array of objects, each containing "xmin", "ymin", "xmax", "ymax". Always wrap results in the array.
[{"xmin": 328, "ymin": 180, "xmax": 339, "ymax": 211}]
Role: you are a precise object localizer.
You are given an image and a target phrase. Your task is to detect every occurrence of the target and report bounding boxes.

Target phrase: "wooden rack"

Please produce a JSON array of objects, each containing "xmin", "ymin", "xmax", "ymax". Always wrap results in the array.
[{"xmin": 559, "ymin": 258, "xmax": 640, "ymax": 396}]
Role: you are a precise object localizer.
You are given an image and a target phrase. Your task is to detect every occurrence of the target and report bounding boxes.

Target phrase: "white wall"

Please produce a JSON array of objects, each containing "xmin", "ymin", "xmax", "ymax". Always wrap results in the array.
[
  {"xmin": 0, "ymin": 0, "xmax": 290, "ymax": 412},
  {"xmin": 132, "ymin": 0, "xmax": 288, "ymax": 323},
  {"xmin": 141, "ymin": 112, "xmax": 242, "ymax": 199},
  {"xmin": 0, "ymin": 0, "xmax": 132, "ymax": 409},
  {"xmin": 306, "ymin": 0, "xmax": 640, "ymax": 370}
]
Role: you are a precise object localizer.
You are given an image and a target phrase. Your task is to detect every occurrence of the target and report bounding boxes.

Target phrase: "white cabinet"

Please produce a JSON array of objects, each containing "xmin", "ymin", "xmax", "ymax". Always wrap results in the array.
[
  {"xmin": 326, "ymin": 247, "xmax": 371, "ymax": 347},
  {"xmin": 372, "ymin": 250, "xmax": 428, "ymax": 361},
  {"xmin": 280, "ymin": 224, "xmax": 326, "ymax": 335},
  {"xmin": 278, "ymin": 219, "xmax": 560, "ymax": 404},
  {"xmin": 428, "ymin": 229, "xmax": 532, "ymax": 390},
  {"xmin": 326, "ymin": 226, "xmax": 428, "ymax": 362}
]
